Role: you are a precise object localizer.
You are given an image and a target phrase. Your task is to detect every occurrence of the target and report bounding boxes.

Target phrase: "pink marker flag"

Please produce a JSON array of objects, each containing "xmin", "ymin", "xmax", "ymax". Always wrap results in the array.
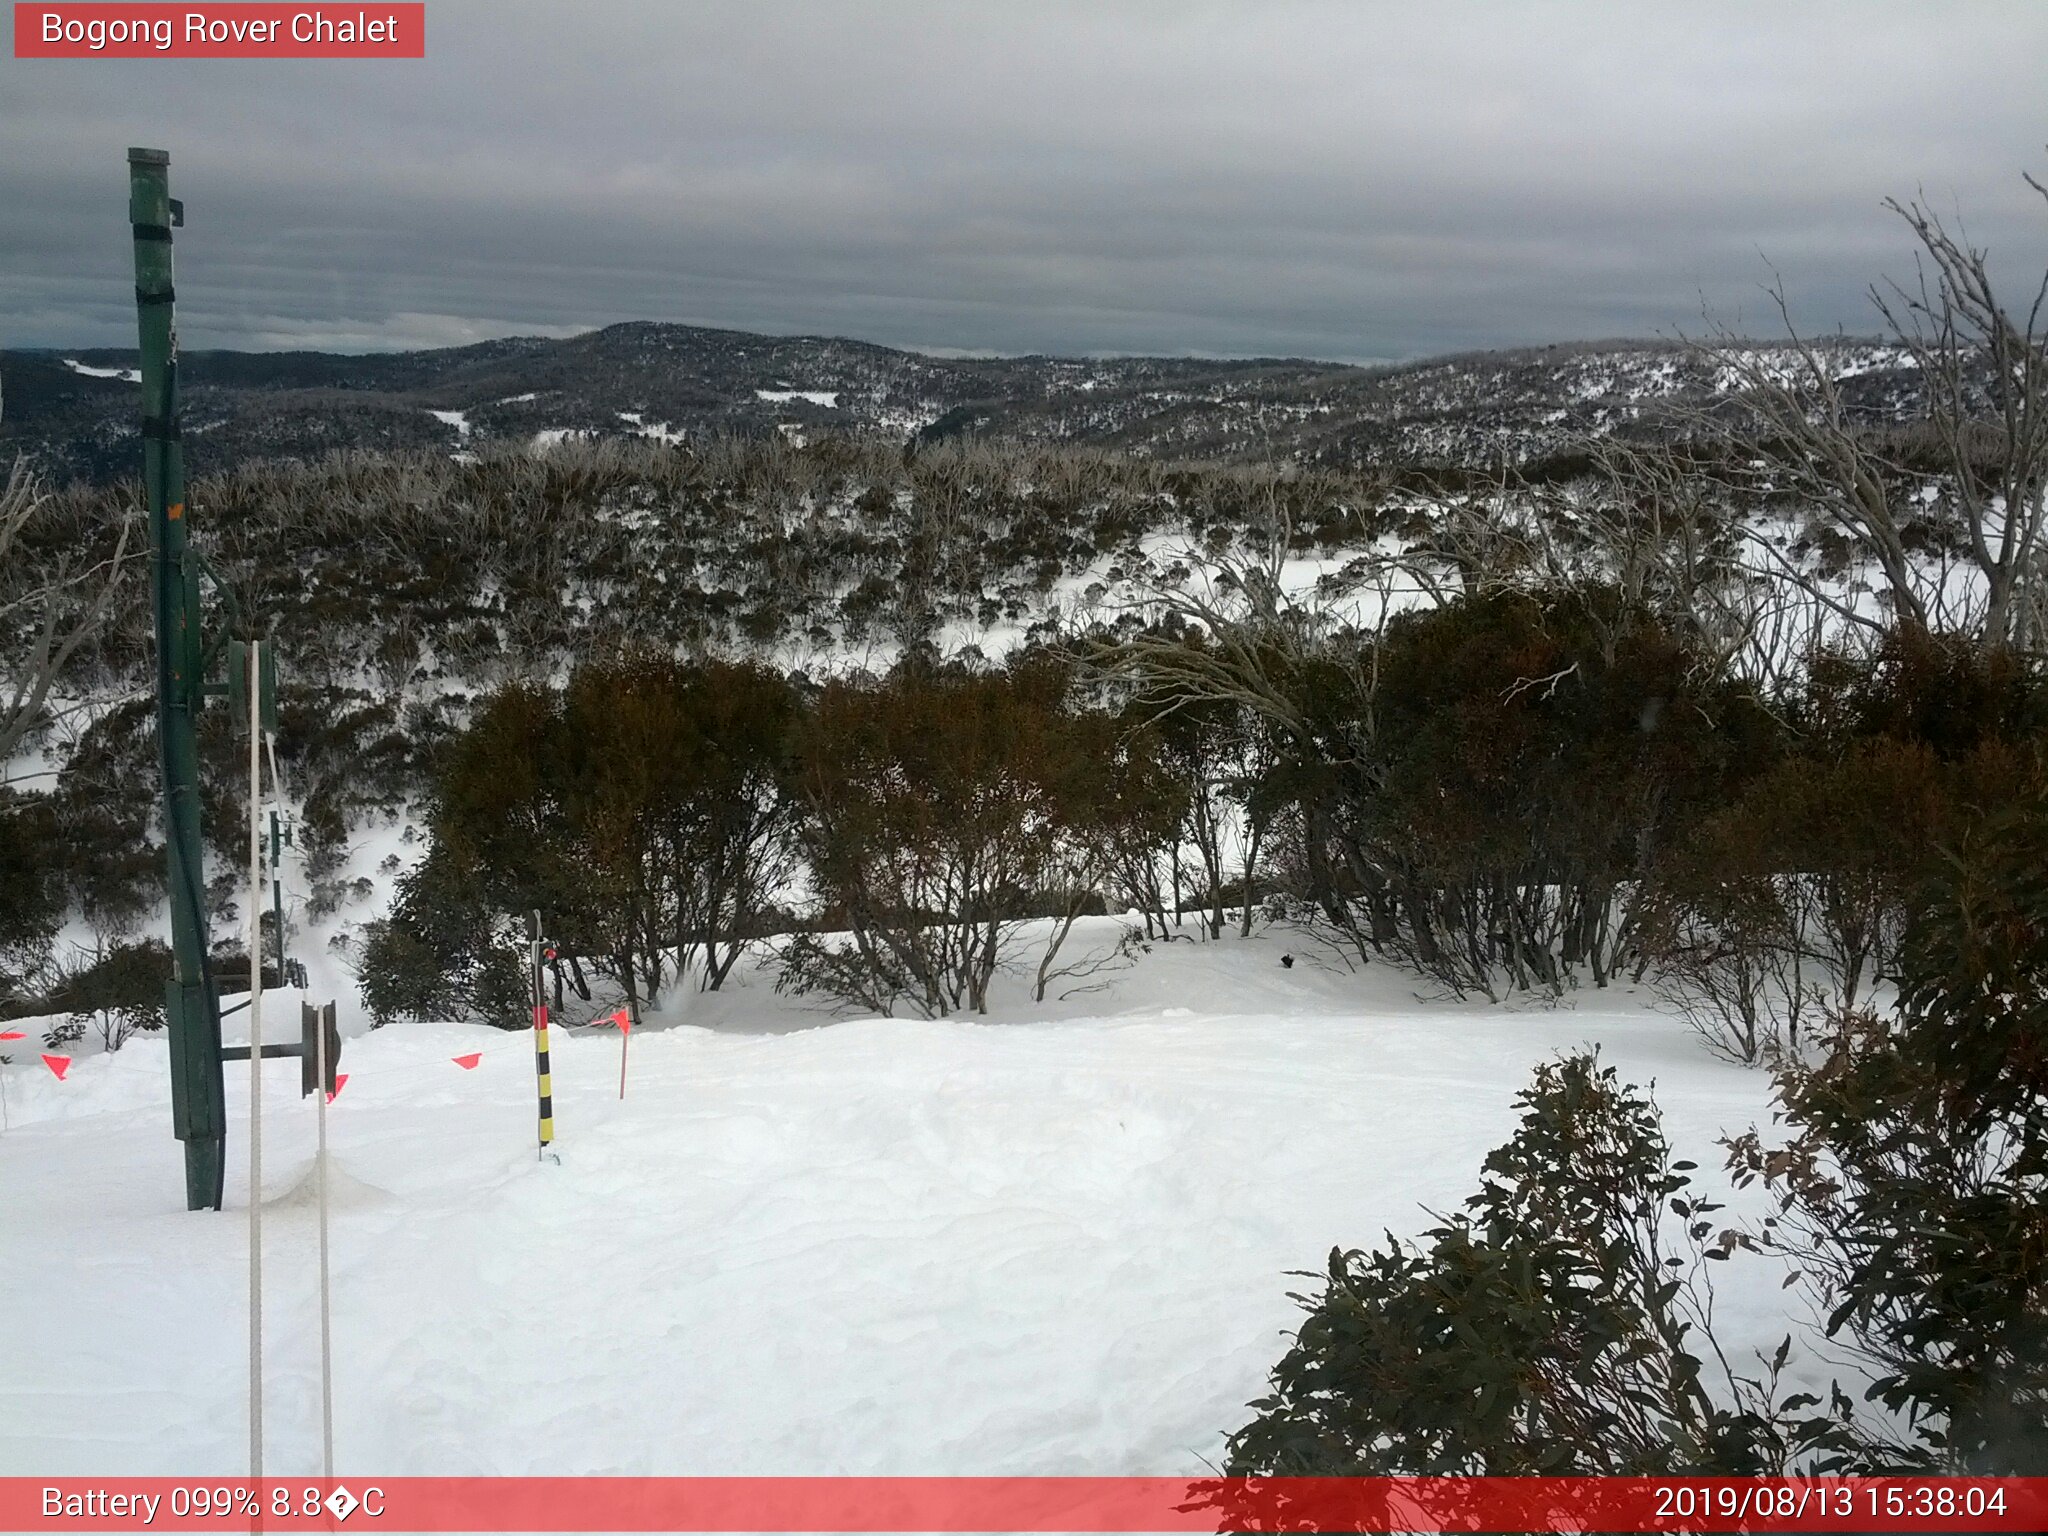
[
  {"xmin": 42, "ymin": 1055, "xmax": 71, "ymax": 1081},
  {"xmin": 0, "ymin": 1030, "xmax": 26, "ymax": 1041},
  {"xmin": 452, "ymin": 1052, "xmax": 482, "ymax": 1070},
  {"xmin": 611, "ymin": 1008, "xmax": 631, "ymax": 1034},
  {"xmin": 327, "ymin": 1073, "xmax": 348, "ymax": 1103}
]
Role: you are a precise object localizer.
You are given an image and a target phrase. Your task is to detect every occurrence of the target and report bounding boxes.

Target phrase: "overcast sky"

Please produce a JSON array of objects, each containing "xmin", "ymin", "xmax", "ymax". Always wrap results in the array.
[{"xmin": 3, "ymin": 1, "xmax": 2045, "ymax": 362}]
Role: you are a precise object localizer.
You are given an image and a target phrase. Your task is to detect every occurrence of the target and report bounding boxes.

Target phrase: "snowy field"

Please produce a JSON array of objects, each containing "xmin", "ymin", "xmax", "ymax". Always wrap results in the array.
[{"xmin": 0, "ymin": 923, "xmax": 1798, "ymax": 1477}]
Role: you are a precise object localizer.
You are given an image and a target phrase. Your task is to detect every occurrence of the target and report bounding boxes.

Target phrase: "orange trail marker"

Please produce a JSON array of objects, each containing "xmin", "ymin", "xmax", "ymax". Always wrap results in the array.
[
  {"xmin": 452, "ymin": 1052, "xmax": 482, "ymax": 1070},
  {"xmin": 327, "ymin": 1073, "xmax": 348, "ymax": 1103},
  {"xmin": 42, "ymin": 1054, "xmax": 71, "ymax": 1081},
  {"xmin": 613, "ymin": 1008, "xmax": 632, "ymax": 1099}
]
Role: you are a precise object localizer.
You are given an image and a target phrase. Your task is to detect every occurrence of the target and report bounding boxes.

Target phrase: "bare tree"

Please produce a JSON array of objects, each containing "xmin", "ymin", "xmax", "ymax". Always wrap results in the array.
[
  {"xmin": 0, "ymin": 457, "xmax": 134, "ymax": 766},
  {"xmin": 1083, "ymin": 494, "xmax": 1411, "ymax": 959},
  {"xmin": 1696, "ymin": 166, "xmax": 2048, "ymax": 650},
  {"xmin": 1872, "ymin": 178, "xmax": 2048, "ymax": 647},
  {"xmin": 1556, "ymin": 438, "xmax": 1823, "ymax": 695}
]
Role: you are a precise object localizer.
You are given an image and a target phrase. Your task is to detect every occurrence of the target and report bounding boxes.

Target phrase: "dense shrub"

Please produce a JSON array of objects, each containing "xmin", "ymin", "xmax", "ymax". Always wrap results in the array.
[
  {"xmin": 361, "ymin": 653, "xmax": 800, "ymax": 1022},
  {"xmin": 54, "ymin": 939, "xmax": 171, "ymax": 1050},
  {"xmin": 358, "ymin": 843, "xmax": 526, "ymax": 1028},
  {"xmin": 1647, "ymin": 632, "xmax": 2048, "ymax": 1061},
  {"xmin": 1222, "ymin": 1054, "xmax": 1841, "ymax": 1477},
  {"xmin": 1729, "ymin": 796, "xmax": 2048, "ymax": 1470},
  {"xmin": 783, "ymin": 662, "xmax": 1089, "ymax": 1016},
  {"xmin": 1287, "ymin": 586, "xmax": 1776, "ymax": 997},
  {"xmin": 0, "ymin": 790, "xmax": 65, "ymax": 997}
]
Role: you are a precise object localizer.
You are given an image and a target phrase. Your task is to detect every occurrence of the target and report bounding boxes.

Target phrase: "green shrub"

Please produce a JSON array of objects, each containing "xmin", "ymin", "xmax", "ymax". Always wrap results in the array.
[
  {"xmin": 57, "ymin": 939, "xmax": 172, "ymax": 1050},
  {"xmin": 0, "ymin": 790, "xmax": 65, "ymax": 996},
  {"xmin": 1224, "ymin": 1053, "xmax": 1839, "ymax": 1477},
  {"xmin": 358, "ymin": 845, "xmax": 525, "ymax": 1027},
  {"xmin": 1730, "ymin": 795, "xmax": 2048, "ymax": 1471}
]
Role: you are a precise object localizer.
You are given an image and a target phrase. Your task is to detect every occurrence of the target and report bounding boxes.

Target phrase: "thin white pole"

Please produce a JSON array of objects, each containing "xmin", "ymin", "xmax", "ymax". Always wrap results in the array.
[
  {"xmin": 314, "ymin": 1000, "xmax": 334, "ymax": 1479},
  {"xmin": 246, "ymin": 639, "xmax": 264, "ymax": 1485}
]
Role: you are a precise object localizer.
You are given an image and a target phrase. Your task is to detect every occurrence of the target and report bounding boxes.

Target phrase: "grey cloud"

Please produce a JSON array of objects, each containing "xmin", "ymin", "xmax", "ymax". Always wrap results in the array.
[{"xmin": 2, "ymin": 0, "xmax": 2044, "ymax": 360}]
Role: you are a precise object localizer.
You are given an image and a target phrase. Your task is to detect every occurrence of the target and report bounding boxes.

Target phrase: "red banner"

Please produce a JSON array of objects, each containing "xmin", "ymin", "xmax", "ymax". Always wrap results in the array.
[
  {"xmin": 1, "ymin": 1476, "xmax": 2042, "ymax": 1532},
  {"xmin": 13, "ymin": 5, "xmax": 425, "ymax": 59}
]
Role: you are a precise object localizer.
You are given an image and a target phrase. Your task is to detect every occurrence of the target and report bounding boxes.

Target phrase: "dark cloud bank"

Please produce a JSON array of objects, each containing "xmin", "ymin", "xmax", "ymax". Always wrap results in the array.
[{"xmin": 3, "ymin": 1, "xmax": 2045, "ymax": 362}]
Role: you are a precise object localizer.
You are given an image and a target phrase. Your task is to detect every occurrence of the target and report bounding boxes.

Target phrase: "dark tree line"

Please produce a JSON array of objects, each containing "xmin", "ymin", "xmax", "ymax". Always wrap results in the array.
[
  {"xmin": 363, "ymin": 654, "xmax": 797, "ymax": 1025},
  {"xmin": 353, "ymin": 584, "xmax": 2048, "ymax": 1044},
  {"xmin": 362, "ymin": 647, "xmax": 1262, "ymax": 1023}
]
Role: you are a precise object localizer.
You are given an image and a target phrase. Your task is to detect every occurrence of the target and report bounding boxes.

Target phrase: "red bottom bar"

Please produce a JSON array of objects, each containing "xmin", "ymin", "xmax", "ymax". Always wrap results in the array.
[{"xmin": 3, "ymin": 1476, "xmax": 2042, "ymax": 1533}]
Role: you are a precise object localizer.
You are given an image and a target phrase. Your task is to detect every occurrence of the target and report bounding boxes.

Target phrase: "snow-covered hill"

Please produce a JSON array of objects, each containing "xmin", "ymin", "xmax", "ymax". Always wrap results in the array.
[
  {"xmin": 3, "ymin": 325, "xmax": 1922, "ymax": 486},
  {"xmin": 0, "ymin": 923, "xmax": 1809, "ymax": 1476}
]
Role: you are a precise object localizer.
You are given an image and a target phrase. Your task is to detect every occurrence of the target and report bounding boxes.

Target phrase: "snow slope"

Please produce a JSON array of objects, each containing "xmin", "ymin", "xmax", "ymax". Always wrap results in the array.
[{"xmin": 0, "ymin": 925, "xmax": 1798, "ymax": 1477}]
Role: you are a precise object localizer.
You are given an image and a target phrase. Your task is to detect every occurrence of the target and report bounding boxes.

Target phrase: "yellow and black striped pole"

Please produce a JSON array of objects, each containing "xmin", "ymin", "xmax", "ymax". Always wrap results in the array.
[{"xmin": 529, "ymin": 911, "xmax": 556, "ymax": 1158}]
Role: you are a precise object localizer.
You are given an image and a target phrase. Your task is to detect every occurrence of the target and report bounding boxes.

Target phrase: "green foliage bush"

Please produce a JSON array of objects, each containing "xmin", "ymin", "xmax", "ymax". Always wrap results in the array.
[
  {"xmin": 358, "ymin": 843, "xmax": 526, "ymax": 1027},
  {"xmin": 1729, "ymin": 795, "xmax": 2048, "ymax": 1471},
  {"xmin": 1224, "ymin": 1053, "xmax": 1838, "ymax": 1476}
]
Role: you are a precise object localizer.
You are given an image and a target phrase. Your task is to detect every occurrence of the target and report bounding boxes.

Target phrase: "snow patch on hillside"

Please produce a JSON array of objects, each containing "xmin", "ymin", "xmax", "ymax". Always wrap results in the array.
[
  {"xmin": 618, "ymin": 411, "xmax": 684, "ymax": 445},
  {"xmin": 61, "ymin": 359, "xmax": 140, "ymax": 383}
]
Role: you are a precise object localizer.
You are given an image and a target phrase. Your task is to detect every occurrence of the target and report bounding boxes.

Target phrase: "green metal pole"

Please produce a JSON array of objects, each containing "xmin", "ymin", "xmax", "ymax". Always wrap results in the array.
[{"xmin": 130, "ymin": 147, "xmax": 225, "ymax": 1212}]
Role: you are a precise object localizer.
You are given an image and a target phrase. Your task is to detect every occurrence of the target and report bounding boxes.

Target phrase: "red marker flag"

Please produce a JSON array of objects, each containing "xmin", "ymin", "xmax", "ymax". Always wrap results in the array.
[
  {"xmin": 452, "ymin": 1052, "xmax": 482, "ymax": 1070},
  {"xmin": 327, "ymin": 1073, "xmax": 348, "ymax": 1103},
  {"xmin": 0, "ymin": 1030, "xmax": 26, "ymax": 1041},
  {"xmin": 42, "ymin": 1054, "xmax": 70, "ymax": 1080},
  {"xmin": 613, "ymin": 1008, "xmax": 634, "ymax": 1099}
]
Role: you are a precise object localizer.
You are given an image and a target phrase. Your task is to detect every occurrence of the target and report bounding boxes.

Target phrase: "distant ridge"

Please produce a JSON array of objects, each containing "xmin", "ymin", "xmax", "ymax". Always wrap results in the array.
[{"xmin": 3, "ymin": 322, "xmax": 1913, "ymax": 486}]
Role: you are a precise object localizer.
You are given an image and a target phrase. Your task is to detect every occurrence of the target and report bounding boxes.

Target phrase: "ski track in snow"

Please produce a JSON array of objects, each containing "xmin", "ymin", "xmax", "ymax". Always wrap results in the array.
[{"xmin": 0, "ymin": 924, "xmax": 1797, "ymax": 1477}]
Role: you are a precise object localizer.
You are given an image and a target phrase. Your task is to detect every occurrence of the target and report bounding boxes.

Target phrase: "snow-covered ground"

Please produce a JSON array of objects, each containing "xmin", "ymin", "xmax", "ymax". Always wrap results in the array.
[{"xmin": 0, "ymin": 923, "xmax": 1805, "ymax": 1478}]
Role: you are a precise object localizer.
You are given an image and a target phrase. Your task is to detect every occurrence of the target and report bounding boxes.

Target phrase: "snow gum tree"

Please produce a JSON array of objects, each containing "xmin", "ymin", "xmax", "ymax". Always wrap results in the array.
[
  {"xmin": 361, "ymin": 654, "xmax": 800, "ymax": 1024},
  {"xmin": 1700, "ymin": 166, "xmax": 2048, "ymax": 649},
  {"xmin": 784, "ymin": 663, "xmax": 1076, "ymax": 1017}
]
